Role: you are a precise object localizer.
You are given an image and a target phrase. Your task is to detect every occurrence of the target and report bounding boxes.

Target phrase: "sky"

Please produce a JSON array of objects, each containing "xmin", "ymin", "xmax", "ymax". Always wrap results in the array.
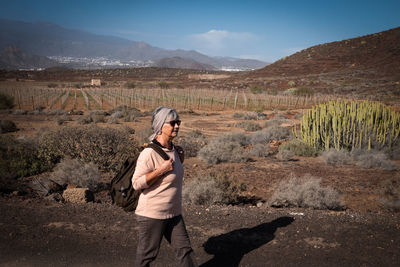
[{"xmin": 1, "ymin": 0, "xmax": 399, "ymax": 63}]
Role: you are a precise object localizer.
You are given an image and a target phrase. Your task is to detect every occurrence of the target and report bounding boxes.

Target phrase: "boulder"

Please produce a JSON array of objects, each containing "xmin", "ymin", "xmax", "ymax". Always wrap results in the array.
[{"xmin": 62, "ymin": 188, "xmax": 94, "ymax": 203}]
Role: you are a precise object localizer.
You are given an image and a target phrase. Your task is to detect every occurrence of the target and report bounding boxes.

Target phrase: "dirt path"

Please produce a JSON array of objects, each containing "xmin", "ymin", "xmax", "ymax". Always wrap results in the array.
[{"xmin": 0, "ymin": 197, "xmax": 399, "ymax": 267}]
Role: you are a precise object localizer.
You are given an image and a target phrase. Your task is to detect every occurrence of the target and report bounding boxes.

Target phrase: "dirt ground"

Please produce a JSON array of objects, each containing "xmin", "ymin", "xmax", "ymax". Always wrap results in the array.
[{"xmin": 1, "ymin": 107, "xmax": 400, "ymax": 266}]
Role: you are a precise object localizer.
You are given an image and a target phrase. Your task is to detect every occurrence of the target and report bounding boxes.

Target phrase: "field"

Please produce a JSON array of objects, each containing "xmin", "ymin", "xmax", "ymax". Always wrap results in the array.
[{"xmin": 0, "ymin": 76, "xmax": 399, "ymax": 266}]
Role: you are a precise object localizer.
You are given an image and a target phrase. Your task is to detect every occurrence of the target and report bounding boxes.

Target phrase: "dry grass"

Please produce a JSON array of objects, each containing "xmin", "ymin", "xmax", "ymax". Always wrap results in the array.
[{"xmin": 268, "ymin": 173, "xmax": 345, "ymax": 210}]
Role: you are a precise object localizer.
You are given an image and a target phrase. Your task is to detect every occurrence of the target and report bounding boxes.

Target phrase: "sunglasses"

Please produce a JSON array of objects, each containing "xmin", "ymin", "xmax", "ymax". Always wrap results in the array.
[{"xmin": 167, "ymin": 120, "xmax": 181, "ymax": 127}]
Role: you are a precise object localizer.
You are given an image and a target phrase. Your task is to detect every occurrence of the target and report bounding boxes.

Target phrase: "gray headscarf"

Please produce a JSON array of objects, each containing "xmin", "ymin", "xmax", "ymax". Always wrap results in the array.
[{"xmin": 149, "ymin": 106, "xmax": 179, "ymax": 141}]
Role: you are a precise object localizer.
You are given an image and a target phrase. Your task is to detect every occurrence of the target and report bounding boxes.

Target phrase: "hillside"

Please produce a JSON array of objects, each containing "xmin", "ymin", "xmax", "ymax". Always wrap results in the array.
[
  {"xmin": 252, "ymin": 27, "xmax": 400, "ymax": 77},
  {"xmin": 0, "ymin": 19, "xmax": 267, "ymax": 70},
  {"xmin": 153, "ymin": 56, "xmax": 217, "ymax": 70},
  {"xmin": 0, "ymin": 46, "xmax": 59, "ymax": 70}
]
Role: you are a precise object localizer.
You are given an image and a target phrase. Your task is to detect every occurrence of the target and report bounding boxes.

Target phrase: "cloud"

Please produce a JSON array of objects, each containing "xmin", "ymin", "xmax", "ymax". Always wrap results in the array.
[{"xmin": 187, "ymin": 29, "xmax": 256, "ymax": 56}]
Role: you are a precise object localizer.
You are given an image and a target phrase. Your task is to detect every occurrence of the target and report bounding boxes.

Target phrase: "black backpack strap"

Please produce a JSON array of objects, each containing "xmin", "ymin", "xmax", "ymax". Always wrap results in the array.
[{"xmin": 147, "ymin": 143, "xmax": 170, "ymax": 160}]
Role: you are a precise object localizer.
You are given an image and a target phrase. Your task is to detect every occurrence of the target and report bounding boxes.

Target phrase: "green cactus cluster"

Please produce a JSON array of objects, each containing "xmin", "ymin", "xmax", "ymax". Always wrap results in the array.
[{"xmin": 296, "ymin": 100, "xmax": 400, "ymax": 151}]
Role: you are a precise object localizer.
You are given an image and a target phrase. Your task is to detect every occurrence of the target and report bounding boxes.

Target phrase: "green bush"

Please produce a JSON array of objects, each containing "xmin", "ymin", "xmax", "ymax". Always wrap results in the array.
[
  {"xmin": 250, "ymin": 85, "xmax": 264, "ymax": 94},
  {"xmin": 36, "ymin": 125, "xmax": 139, "ymax": 172},
  {"xmin": 279, "ymin": 139, "xmax": 319, "ymax": 157},
  {"xmin": 0, "ymin": 120, "xmax": 18, "ymax": 133},
  {"xmin": 268, "ymin": 173, "xmax": 345, "ymax": 210},
  {"xmin": 0, "ymin": 136, "xmax": 51, "ymax": 178},
  {"xmin": 125, "ymin": 82, "xmax": 136, "ymax": 89},
  {"xmin": 0, "ymin": 93, "xmax": 14, "ymax": 109}
]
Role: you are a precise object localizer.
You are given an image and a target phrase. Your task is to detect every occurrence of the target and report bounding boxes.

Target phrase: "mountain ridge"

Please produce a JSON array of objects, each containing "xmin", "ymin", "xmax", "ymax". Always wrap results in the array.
[{"xmin": 0, "ymin": 19, "xmax": 267, "ymax": 70}]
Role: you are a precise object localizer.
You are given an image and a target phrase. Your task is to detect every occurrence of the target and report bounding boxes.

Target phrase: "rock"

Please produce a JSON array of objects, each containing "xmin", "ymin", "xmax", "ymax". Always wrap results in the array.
[
  {"xmin": 256, "ymin": 201, "xmax": 264, "ymax": 208},
  {"xmin": 62, "ymin": 188, "xmax": 94, "ymax": 203}
]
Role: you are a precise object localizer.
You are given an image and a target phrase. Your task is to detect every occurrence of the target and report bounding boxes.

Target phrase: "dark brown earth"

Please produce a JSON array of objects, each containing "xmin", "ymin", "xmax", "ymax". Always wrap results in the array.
[{"xmin": 1, "ymin": 196, "xmax": 399, "ymax": 267}]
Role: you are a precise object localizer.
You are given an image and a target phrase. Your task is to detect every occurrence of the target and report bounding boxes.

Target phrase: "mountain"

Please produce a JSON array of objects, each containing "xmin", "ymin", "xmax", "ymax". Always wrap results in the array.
[
  {"xmin": 0, "ymin": 45, "xmax": 59, "ymax": 70},
  {"xmin": 0, "ymin": 19, "xmax": 268, "ymax": 70},
  {"xmin": 251, "ymin": 27, "xmax": 400, "ymax": 77},
  {"xmin": 153, "ymin": 57, "xmax": 217, "ymax": 70}
]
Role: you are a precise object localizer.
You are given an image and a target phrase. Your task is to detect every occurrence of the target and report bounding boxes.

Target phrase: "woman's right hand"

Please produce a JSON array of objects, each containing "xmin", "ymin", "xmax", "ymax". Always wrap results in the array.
[{"xmin": 158, "ymin": 158, "xmax": 174, "ymax": 175}]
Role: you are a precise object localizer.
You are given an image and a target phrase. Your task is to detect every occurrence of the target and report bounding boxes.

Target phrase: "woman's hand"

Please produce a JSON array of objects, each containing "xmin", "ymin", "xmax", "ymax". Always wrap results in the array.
[
  {"xmin": 158, "ymin": 158, "xmax": 174, "ymax": 175},
  {"xmin": 145, "ymin": 158, "xmax": 174, "ymax": 187}
]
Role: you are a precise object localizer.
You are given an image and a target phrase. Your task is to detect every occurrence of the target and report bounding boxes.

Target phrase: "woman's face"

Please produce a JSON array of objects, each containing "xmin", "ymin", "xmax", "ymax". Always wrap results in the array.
[{"xmin": 162, "ymin": 119, "xmax": 181, "ymax": 139}]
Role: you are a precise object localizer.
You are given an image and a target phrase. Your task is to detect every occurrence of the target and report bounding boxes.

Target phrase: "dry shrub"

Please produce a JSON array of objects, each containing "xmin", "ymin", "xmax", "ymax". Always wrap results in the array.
[
  {"xmin": 248, "ymin": 143, "xmax": 270, "ymax": 157},
  {"xmin": 198, "ymin": 133, "xmax": 250, "ymax": 164},
  {"xmin": 135, "ymin": 127, "xmax": 153, "ymax": 145},
  {"xmin": 276, "ymin": 150, "xmax": 294, "ymax": 161},
  {"xmin": 183, "ymin": 171, "xmax": 246, "ymax": 206},
  {"xmin": 175, "ymin": 130, "xmax": 207, "ymax": 157},
  {"xmin": 250, "ymin": 125, "xmax": 291, "ymax": 145},
  {"xmin": 351, "ymin": 149, "xmax": 397, "ymax": 171},
  {"xmin": 233, "ymin": 111, "xmax": 266, "ymax": 120},
  {"xmin": 77, "ymin": 115, "xmax": 93, "ymax": 125},
  {"xmin": 279, "ymin": 139, "xmax": 319, "ymax": 157},
  {"xmin": 50, "ymin": 159, "xmax": 100, "ymax": 191},
  {"xmin": 234, "ymin": 121, "xmax": 262, "ymax": 132},
  {"xmin": 322, "ymin": 149, "xmax": 352, "ymax": 165},
  {"xmin": 0, "ymin": 120, "xmax": 18, "ymax": 133},
  {"xmin": 36, "ymin": 125, "xmax": 139, "ymax": 172},
  {"xmin": 268, "ymin": 173, "xmax": 345, "ymax": 210},
  {"xmin": 379, "ymin": 176, "xmax": 400, "ymax": 211}
]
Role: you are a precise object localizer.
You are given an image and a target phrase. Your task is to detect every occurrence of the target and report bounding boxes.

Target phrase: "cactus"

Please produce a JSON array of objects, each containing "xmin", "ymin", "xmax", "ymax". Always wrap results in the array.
[{"xmin": 296, "ymin": 100, "xmax": 400, "ymax": 151}]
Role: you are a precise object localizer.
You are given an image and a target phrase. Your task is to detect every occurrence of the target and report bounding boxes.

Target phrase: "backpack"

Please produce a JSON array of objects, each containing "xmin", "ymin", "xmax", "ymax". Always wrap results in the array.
[{"xmin": 110, "ymin": 143, "xmax": 169, "ymax": 212}]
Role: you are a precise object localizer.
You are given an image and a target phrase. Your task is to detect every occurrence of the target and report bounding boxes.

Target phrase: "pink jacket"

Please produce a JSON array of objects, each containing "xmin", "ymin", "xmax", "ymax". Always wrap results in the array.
[{"xmin": 132, "ymin": 146, "xmax": 184, "ymax": 219}]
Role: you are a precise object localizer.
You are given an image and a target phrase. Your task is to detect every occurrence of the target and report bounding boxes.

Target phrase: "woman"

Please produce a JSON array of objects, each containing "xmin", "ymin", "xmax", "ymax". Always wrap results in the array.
[{"xmin": 132, "ymin": 106, "xmax": 197, "ymax": 267}]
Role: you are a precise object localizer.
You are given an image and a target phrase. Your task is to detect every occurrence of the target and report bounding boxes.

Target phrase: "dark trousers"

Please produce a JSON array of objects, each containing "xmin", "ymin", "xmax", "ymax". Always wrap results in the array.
[{"xmin": 135, "ymin": 215, "xmax": 198, "ymax": 267}]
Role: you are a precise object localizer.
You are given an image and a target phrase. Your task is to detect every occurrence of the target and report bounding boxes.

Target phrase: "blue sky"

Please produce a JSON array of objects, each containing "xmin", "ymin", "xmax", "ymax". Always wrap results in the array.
[{"xmin": 1, "ymin": 0, "xmax": 399, "ymax": 62}]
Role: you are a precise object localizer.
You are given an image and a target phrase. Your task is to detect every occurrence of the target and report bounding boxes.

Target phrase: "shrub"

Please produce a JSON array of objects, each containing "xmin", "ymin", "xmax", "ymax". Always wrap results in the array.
[
  {"xmin": 0, "ymin": 93, "xmax": 14, "ymax": 109},
  {"xmin": 268, "ymin": 173, "xmax": 345, "ymax": 210},
  {"xmin": 250, "ymin": 85, "xmax": 264, "ymax": 94},
  {"xmin": 198, "ymin": 133, "xmax": 250, "ymax": 164},
  {"xmin": 36, "ymin": 125, "xmax": 139, "ymax": 172},
  {"xmin": 0, "ymin": 136, "xmax": 51, "ymax": 178},
  {"xmin": 55, "ymin": 115, "xmax": 73, "ymax": 125},
  {"xmin": 279, "ymin": 139, "xmax": 319, "ymax": 157},
  {"xmin": 276, "ymin": 150, "xmax": 294, "ymax": 161},
  {"xmin": 77, "ymin": 115, "xmax": 93, "ymax": 125},
  {"xmin": 183, "ymin": 172, "xmax": 246, "ymax": 206},
  {"xmin": 175, "ymin": 130, "xmax": 207, "ymax": 158},
  {"xmin": 47, "ymin": 83, "xmax": 58, "ymax": 88},
  {"xmin": 351, "ymin": 149, "xmax": 397, "ymax": 170},
  {"xmin": 110, "ymin": 111, "xmax": 123, "ymax": 119},
  {"xmin": 235, "ymin": 121, "xmax": 262, "ymax": 132},
  {"xmin": 135, "ymin": 127, "xmax": 153, "ymax": 145},
  {"xmin": 233, "ymin": 111, "xmax": 266, "ymax": 120},
  {"xmin": 0, "ymin": 120, "xmax": 18, "ymax": 133},
  {"xmin": 107, "ymin": 116, "xmax": 119, "ymax": 124},
  {"xmin": 50, "ymin": 159, "xmax": 100, "ymax": 191},
  {"xmin": 321, "ymin": 149, "xmax": 352, "ymax": 166},
  {"xmin": 294, "ymin": 87, "xmax": 315, "ymax": 96},
  {"xmin": 250, "ymin": 125, "xmax": 291, "ymax": 145},
  {"xmin": 379, "ymin": 176, "xmax": 400, "ymax": 211},
  {"xmin": 248, "ymin": 143, "xmax": 270, "ymax": 157},
  {"xmin": 91, "ymin": 114, "xmax": 105, "ymax": 123},
  {"xmin": 125, "ymin": 82, "xmax": 136, "ymax": 89}
]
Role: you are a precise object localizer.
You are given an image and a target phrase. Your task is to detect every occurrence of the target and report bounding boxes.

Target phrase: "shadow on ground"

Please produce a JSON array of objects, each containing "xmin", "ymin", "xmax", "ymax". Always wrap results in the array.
[{"xmin": 200, "ymin": 216, "xmax": 294, "ymax": 267}]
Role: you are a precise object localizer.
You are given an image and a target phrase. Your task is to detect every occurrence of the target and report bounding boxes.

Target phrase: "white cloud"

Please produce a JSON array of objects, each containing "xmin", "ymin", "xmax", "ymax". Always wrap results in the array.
[{"xmin": 187, "ymin": 29, "xmax": 256, "ymax": 56}]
